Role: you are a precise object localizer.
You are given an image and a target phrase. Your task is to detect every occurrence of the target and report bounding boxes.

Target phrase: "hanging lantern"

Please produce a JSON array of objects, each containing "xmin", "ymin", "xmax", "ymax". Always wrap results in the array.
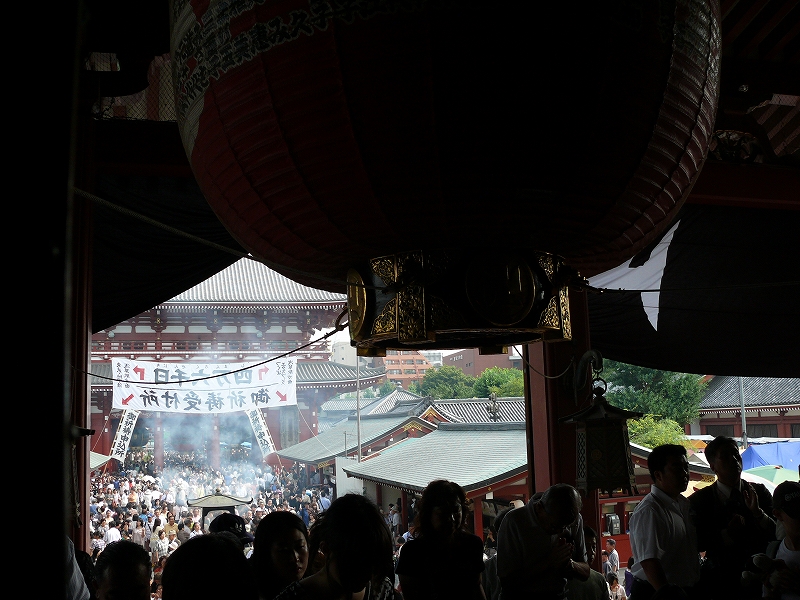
[
  {"xmin": 560, "ymin": 377, "xmax": 642, "ymax": 496},
  {"xmin": 346, "ymin": 249, "xmax": 574, "ymax": 354},
  {"xmin": 170, "ymin": 0, "xmax": 720, "ymax": 348}
]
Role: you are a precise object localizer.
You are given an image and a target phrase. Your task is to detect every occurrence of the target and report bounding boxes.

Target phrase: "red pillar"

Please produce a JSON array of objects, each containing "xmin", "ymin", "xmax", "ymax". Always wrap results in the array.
[
  {"xmin": 472, "ymin": 496, "xmax": 484, "ymax": 539},
  {"xmin": 524, "ymin": 288, "xmax": 601, "ymax": 539}
]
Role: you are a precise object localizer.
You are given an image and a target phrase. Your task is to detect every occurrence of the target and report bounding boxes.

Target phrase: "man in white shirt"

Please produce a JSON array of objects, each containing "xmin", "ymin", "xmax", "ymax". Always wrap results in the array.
[
  {"xmin": 391, "ymin": 505, "xmax": 401, "ymax": 537},
  {"xmin": 764, "ymin": 481, "xmax": 800, "ymax": 600},
  {"xmin": 628, "ymin": 444, "xmax": 700, "ymax": 600},
  {"xmin": 104, "ymin": 520, "xmax": 122, "ymax": 544},
  {"xmin": 606, "ymin": 537, "xmax": 620, "ymax": 573}
]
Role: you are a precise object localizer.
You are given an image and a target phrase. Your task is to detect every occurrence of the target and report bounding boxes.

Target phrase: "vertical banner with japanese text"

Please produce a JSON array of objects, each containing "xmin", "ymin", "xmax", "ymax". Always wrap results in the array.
[
  {"xmin": 245, "ymin": 408, "xmax": 276, "ymax": 457},
  {"xmin": 110, "ymin": 409, "xmax": 141, "ymax": 462},
  {"xmin": 111, "ymin": 358, "xmax": 297, "ymax": 413}
]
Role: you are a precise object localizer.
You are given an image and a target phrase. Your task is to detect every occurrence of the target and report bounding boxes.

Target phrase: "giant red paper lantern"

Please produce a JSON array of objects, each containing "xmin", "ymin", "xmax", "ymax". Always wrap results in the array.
[{"xmin": 171, "ymin": 0, "xmax": 720, "ymax": 351}]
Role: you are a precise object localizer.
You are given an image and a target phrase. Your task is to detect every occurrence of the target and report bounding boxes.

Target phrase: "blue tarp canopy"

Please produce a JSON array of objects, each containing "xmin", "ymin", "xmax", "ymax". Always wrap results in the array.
[{"xmin": 741, "ymin": 441, "xmax": 800, "ymax": 471}]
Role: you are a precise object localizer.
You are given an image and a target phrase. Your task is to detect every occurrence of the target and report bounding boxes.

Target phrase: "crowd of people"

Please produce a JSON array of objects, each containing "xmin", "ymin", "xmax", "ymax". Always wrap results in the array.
[{"xmin": 67, "ymin": 436, "xmax": 799, "ymax": 600}]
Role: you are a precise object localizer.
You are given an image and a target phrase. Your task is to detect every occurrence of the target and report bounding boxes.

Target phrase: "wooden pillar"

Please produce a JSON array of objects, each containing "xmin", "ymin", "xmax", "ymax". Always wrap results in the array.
[
  {"xmin": 67, "ymin": 127, "xmax": 95, "ymax": 554},
  {"xmin": 524, "ymin": 287, "xmax": 601, "ymax": 540},
  {"xmin": 472, "ymin": 496, "xmax": 484, "ymax": 539}
]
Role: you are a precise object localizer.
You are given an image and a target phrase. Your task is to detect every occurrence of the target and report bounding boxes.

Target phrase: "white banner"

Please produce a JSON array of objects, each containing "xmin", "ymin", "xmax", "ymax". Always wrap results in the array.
[
  {"xmin": 110, "ymin": 409, "xmax": 141, "ymax": 462},
  {"xmin": 111, "ymin": 358, "xmax": 297, "ymax": 413},
  {"xmin": 246, "ymin": 408, "xmax": 276, "ymax": 457}
]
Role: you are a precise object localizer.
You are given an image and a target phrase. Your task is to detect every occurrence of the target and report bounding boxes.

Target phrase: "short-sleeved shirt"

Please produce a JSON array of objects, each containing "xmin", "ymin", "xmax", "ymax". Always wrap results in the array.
[
  {"xmin": 628, "ymin": 485, "xmax": 700, "ymax": 588},
  {"xmin": 607, "ymin": 548, "xmax": 619, "ymax": 573},
  {"xmin": 395, "ymin": 532, "xmax": 485, "ymax": 599},
  {"xmin": 497, "ymin": 500, "xmax": 587, "ymax": 596}
]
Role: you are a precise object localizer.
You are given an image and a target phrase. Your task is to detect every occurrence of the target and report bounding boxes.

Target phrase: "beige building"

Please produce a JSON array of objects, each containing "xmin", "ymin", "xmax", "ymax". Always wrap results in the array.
[{"xmin": 383, "ymin": 350, "xmax": 435, "ymax": 390}]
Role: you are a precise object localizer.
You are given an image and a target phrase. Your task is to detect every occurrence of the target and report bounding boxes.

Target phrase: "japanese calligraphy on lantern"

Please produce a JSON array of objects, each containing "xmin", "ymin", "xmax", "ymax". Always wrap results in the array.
[{"xmin": 111, "ymin": 358, "xmax": 297, "ymax": 413}]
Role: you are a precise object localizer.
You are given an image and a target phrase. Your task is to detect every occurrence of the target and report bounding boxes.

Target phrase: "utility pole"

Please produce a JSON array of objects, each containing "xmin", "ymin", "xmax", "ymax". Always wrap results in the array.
[
  {"xmin": 739, "ymin": 377, "xmax": 748, "ymax": 449},
  {"xmin": 357, "ymin": 359, "xmax": 362, "ymax": 462}
]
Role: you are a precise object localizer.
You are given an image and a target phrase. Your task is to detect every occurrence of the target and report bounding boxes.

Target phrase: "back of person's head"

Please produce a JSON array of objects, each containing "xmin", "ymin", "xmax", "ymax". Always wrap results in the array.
[
  {"xmin": 413, "ymin": 479, "xmax": 469, "ymax": 537},
  {"xmin": 309, "ymin": 493, "xmax": 394, "ymax": 593},
  {"xmin": 251, "ymin": 510, "xmax": 309, "ymax": 597},
  {"xmin": 703, "ymin": 435, "xmax": 738, "ymax": 462},
  {"xmin": 647, "ymin": 444, "xmax": 687, "ymax": 480},
  {"xmin": 161, "ymin": 532, "xmax": 257, "ymax": 600},
  {"xmin": 539, "ymin": 483, "xmax": 582, "ymax": 527},
  {"xmin": 93, "ymin": 540, "xmax": 152, "ymax": 600},
  {"xmin": 628, "ymin": 556, "xmax": 635, "ymax": 568},
  {"xmin": 209, "ymin": 512, "xmax": 255, "ymax": 547}
]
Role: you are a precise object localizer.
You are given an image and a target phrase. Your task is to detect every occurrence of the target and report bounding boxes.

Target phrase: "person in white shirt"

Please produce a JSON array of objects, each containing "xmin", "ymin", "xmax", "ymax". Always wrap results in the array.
[
  {"xmin": 762, "ymin": 481, "xmax": 800, "ymax": 600},
  {"xmin": 628, "ymin": 444, "xmax": 700, "ymax": 600},
  {"xmin": 104, "ymin": 520, "xmax": 122, "ymax": 544},
  {"xmin": 606, "ymin": 537, "xmax": 619, "ymax": 573},
  {"xmin": 391, "ymin": 505, "xmax": 401, "ymax": 537}
]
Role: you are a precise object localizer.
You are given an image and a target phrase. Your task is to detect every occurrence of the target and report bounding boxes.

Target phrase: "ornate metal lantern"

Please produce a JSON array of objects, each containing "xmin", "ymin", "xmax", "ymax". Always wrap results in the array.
[
  {"xmin": 561, "ymin": 376, "xmax": 642, "ymax": 496},
  {"xmin": 346, "ymin": 249, "xmax": 574, "ymax": 354}
]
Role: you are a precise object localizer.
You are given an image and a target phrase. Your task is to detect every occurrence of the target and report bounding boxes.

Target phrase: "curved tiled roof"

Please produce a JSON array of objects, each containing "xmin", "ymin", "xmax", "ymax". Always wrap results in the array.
[
  {"xmin": 700, "ymin": 376, "xmax": 800, "ymax": 410},
  {"xmin": 420, "ymin": 397, "xmax": 527, "ymax": 423},
  {"xmin": 318, "ymin": 416, "xmax": 348, "ymax": 434},
  {"xmin": 320, "ymin": 389, "xmax": 425, "ymax": 414},
  {"xmin": 90, "ymin": 360, "xmax": 385, "ymax": 387},
  {"xmin": 341, "ymin": 422, "xmax": 529, "ymax": 493},
  {"xmin": 297, "ymin": 362, "xmax": 385, "ymax": 387},
  {"xmin": 275, "ymin": 414, "xmax": 433, "ymax": 465},
  {"xmin": 164, "ymin": 258, "xmax": 347, "ymax": 305},
  {"xmin": 319, "ymin": 397, "xmax": 364, "ymax": 412}
]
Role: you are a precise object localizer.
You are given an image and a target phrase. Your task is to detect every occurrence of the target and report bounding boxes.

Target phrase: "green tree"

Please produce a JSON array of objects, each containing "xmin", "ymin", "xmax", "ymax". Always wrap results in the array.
[
  {"xmin": 473, "ymin": 367, "xmax": 524, "ymax": 398},
  {"xmin": 362, "ymin": 388, "xmax": 375, "ymax": 399},
  {"xmin": 603, "ymin": 360, "xmax": 705, "ymax": 426},
  {"xmin": 417, "ymin": 365, "xmax": 475, "ymax": 399},
  {"xmin": 378, "ymin": 381, "xmax": 397, "ymax": 396},
  {"xmin": 627, "ymin": 415, "xmax": 691, "ymax": 449}
]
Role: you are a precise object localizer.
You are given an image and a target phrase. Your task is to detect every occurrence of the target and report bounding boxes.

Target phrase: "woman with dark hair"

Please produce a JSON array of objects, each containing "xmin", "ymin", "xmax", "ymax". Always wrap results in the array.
[
  {"xmin": 273, "ymin": 493, "xmax": 396, "ymax": 600},
  {"xmin": 248, "ymin": 510, "xmax": 310, "ymax": 600},
  {"xmin": 395, "ymin": 479, "xmax": 486, "ymax": 600}
]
